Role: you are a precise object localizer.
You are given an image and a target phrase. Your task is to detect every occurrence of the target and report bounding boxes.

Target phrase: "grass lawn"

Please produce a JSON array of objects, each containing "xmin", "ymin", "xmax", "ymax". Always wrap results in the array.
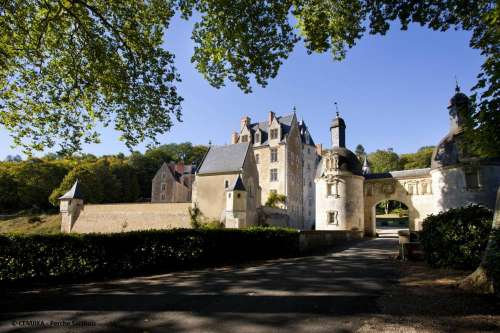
[{"xmin": 0, "ymin": 213, "xmax": 60, "ymax": 234}]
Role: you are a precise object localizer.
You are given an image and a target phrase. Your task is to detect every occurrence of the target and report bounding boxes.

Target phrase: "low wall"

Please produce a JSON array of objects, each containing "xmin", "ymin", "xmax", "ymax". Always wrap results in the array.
[
  {"xmin": 298, "ymin": 230, "xmax": 364, "ymax": 253},
  {"xmin": 258, "ymin": 207, "xmax": 290, "ymax": 227},
  {"xmin": 71, "ymin": 203, "xmax": 191, "ymax": 233}
]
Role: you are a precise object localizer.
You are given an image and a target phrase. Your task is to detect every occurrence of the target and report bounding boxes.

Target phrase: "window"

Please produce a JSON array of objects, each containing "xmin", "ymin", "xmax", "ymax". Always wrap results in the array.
[
  {"xmin": 307, "ymin": 148, "xmax": 311, "ymax": 154},
  {"xmin": 307, "ymin": 163, "xmax": 310, "ymax": 171},
  {"xmin": 161, "ymin": 193, "xmax": 166, "ymax": 200},
  {"xmin": 270, "ymin": 148, "xmax": 278, "ymax": 162},
  {"xmin": 465, "ymin": 169, "xmax": 479, "ymax": 189},
  {"xmin": 328, "ymin": 211, "xmax": 338, "ymax": 225},
  {"xmin": 161, "ymin": 183, "xmax": 166, "ymax": 191},
  {"xmin": 255, "ymin": 154, "xmax": 260, "ymax": 164},
  {"xmin": 270, "ymin": 169, "xmax": 278, "ymax": 182},
  {"xmin": 240, "ymin": 135, "xmax": 248, "ymax": 143},
  {"xmin": 237, "ymin": 193, "xmax": 241, "ymax": 198},
  {"xmin": 255, "ymin": 133, "xmax": 260, "ymax": 143},
  {"xmin": 224, "ymin": 179, "xmax": 229, "ymax": 188},
  {"xmin": 308, "ymin": 198, "xmax": 313, "ymax": 207},
  {"xmin": 228, "ymin": 193, "xmax": 232, "ymax": 198},
  {"xmin": 309, "ymin": 181, "xmax": 312, "ymax": 188},
  {"xmin": 270, "ymin": 128, "xmax": 278, "ymax": 140},
  {"xmin": 162, "ymin": 172, "xmax": 166, "ymax": 179},
  {"xmin": 327, "ymin": 181, "xmax": 339, "ymax": 197}
]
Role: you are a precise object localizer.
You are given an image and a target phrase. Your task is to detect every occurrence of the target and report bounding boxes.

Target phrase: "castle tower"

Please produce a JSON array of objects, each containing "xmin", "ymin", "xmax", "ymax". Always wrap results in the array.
[
  {"xmin": 330, "ymin": 112, "xmax": 346, "ymax": 148},
  {"xmin": 224, "ymin": 175, "xmax": 248, "ymax": 228},
  {"xmin": 315, "ymin": 113, "xmax": 365, "ymax": 233},
  {"xmin": 59, "ymin": 180, "xmax": 84, "ymax": 233}
]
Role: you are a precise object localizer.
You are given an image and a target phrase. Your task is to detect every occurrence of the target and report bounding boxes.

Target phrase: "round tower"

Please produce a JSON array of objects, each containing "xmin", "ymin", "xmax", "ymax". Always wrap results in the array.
[{"xmin": 315, "ymin": 113, "xmax": 365, "ymax": 232}]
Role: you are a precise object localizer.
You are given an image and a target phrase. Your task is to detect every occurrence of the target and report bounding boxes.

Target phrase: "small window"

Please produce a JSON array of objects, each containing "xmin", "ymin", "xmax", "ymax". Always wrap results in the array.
[
  {"xmin": 255, "ymin": 133, "xmax": 260, "ymax": 143},
  {"xmin": 161, "ymin": 183, "xmax": 166, "ymax": 191},
  {"xmin": 327, "ymin": 182, "xmax": 338, "ymax": 197},
  {"xmin": 465, "ymin": 169, "xmax": 479, "ymax": 189},
  {"xmin": 161, "ymin": 193, "xmax": 166, "ymax": 200},
  {"xmin": 237, "ymin": 193, "xmax": 241, "ymax": 198},
  {"xmin": 162, "ymin": 172, "xmax": 166, "ymax": 179},
  {"xmin": 307, "ymin": 148, "xmax": 311, "ymax": 154},
  {"xmin": 328, "ymin": 211, "xmax": 338, "ymax": 225},
  {"xmin": 270, "ymin": 148, "xmax": 278, "ymax": 162},
  {"xmin": 309, "ymin": 181, "xmax": 312, "ymax": 188},
  {"xmin": 270, "ymin": 128, "xmax": 278, "ymax": 140},
  {"xmin": 270, "ymin": 169, "xmax": 278, "ymax": 182},
  {"xmin": 224, "ymin": 180, "xmax": 229, "ymax": 188},
  {"xmin": 228, "ymin": 192, "xmax": 232, "ymax": 198},
  {"xmin": 240, "ymin": 135, "xmax": 248, "ymax": 143},
  {"xmin": 256, "ymin": 154, "xmax": 260, "ymax": 164}
]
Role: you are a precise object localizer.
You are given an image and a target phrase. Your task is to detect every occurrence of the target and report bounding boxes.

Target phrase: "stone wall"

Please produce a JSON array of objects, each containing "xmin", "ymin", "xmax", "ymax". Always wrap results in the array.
[
  {"xmin": 298, "ymin": 230, "xmax": 364, "ymax": 253},
  {"xmin": 71, "ymin": 202, "xmax": 191, "ymax": 233},
  {"xmin": 258, "ymin": 206, "xmax": 290, "ymax": 227}
]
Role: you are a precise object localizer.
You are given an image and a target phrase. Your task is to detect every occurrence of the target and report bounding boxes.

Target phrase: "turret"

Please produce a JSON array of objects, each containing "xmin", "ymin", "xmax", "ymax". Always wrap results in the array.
[
  {"xmin": 59, "ymin": 180, "xmax": 84, "ymax": 233},
  {"xmin": 330, "ymin": 112, "xmax": 346, "ymax": 148}
]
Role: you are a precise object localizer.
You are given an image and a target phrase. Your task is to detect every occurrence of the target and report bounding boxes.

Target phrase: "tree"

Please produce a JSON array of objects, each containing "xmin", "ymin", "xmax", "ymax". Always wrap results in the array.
[
  {"xmin": 459, "ymin": 188, "xmax": 500, "ymax": 294},
  {"xmin": 1, "ymin": 1, "xmax": 497, "ymax": 157},
  {"xmin": 1, "ymin": 0, "xmax": 182, "ymax": 155},
  {"xmin": 367, "ymin": 149, "xmax": 401, "ymax": 173},
  {"xmin": 400, "ymin": 146, "xmax": 435, "ymax": 170},
  {"xmin": 355, "ymin": 144, "xmax": 366, "ymax": 162}
]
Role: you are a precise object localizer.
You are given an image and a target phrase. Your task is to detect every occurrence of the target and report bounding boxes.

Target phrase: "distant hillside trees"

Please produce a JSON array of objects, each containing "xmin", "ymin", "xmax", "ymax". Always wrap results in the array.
[
  {"xmin": 366, "ymin": 146, "xmax": 435, "ymax": 173},
  {"xmin": 0, "ymin": 143, "xmax": 208, "ymax": 212}
]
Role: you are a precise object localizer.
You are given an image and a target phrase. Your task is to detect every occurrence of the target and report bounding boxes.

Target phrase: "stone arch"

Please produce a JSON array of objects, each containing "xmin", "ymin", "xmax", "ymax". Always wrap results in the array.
[{"xmin": 363, "ymin": 178, "xmax": 425, "ymax": 236}]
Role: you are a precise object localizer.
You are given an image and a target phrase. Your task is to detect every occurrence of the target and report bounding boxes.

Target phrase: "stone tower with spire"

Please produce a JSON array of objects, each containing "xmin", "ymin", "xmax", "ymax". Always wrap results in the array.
[{"xmin": 315, "ymin": 112, "xmax": 365, "ymax": 232}]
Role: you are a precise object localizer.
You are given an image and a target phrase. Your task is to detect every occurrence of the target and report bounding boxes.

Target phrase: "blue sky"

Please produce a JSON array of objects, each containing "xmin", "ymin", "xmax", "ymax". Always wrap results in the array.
[{"xmin": 0, "ymin": 16, "xmax": 484, "ymax": 159}]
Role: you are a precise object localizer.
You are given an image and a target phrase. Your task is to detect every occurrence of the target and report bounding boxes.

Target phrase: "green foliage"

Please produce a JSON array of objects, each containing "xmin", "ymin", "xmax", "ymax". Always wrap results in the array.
[
  {"xmin": 265, "ymin": 192, "xmax": 287, "ymax": 208},
  {"xmin": 0, "ymin": 1, "xmax": 497, "ymax": 157},
  {"xmin": 0, "ymin": 142, "xmax": 207, "ymax": 211},
  {"xmin": 420, "ymin": 205, "xmax": 493, "ymax": 269},
  {"xmin": 0, "ymin": 228, "xmax": 299, "ymax": 283},
  {"xmin": 188, "ymin": 205, "xmax": 202, "ymax": 229},
  {"xmin": 0, "ymin": 0, "xmax": 182, "ymax": 155},
  {"xmin": 400, "ymin": 146, "xmax": 435, "ymax": 170},
  {"xmin": 486, "ymin": 228, "xmax": 500, "ymax": 291},
  {"xmin": 367, "ymin": 149, "xmax": 401, "ymax": 173}
]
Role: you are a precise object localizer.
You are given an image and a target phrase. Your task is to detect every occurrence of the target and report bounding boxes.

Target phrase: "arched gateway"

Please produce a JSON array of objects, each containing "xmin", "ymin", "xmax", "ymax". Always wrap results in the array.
[{"xmin": 315, "ymin": 86, "xmax": 500, "ymax": 236}]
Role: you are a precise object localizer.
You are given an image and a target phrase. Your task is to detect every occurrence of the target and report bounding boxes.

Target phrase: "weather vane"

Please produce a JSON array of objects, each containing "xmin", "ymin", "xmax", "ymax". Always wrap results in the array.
[
  {"xmin": 454, "ymin": 75, "xmax": 460, "ymax": 92},
  {"xmin": 334, "ymin": 101, "xmax": 340, "ymax": 117}
]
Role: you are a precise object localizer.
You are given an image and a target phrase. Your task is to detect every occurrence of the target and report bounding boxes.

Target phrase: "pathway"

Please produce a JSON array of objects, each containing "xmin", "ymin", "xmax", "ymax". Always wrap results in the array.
[{"xmin": 0, "ymin": 238, "xmax": 399, "ymax": 333}]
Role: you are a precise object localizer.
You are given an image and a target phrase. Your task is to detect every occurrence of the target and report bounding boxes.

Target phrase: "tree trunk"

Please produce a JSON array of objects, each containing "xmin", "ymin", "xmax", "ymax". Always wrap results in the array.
[{"xmin": 459, "ymin": 187, "xmax": 500, "ymax": 294}]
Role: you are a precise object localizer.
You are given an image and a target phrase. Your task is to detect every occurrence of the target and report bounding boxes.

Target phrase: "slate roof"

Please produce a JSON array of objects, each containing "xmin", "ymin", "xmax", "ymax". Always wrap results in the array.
[
  {"xmin": 364, "ymin": 168, "xmax": 431, "ymax": 180},
  {"xmin": 59, "ymin": 180, "xmax": 83, "ymax": 200},
  {"xmin": 227, "ymin": 175, "xmax": 246, "ymax": 191},
  {"xmin": 248, "ymin": 114, "xmax": 294, "ymax": 145},
  {"xmin": 243, "ymin": 113, "xmax": 315, "ymax": 146},
  {"xmin": 197, "ymin": 143, "xmax": 250, "ymax": 175}
]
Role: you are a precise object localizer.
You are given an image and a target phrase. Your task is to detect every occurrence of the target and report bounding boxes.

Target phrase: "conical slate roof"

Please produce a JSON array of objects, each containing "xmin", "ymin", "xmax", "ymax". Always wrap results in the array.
[
  {"xmin": 362, "ymin": 156, "xmax": 371, "ymax": 175},
  {"xmin": 227, "ymin": 175, "xmax": 246, "ymax": 191},
  {"xmin": 58, "ymin": 180, "xmax": 83, "ymax": 200}
]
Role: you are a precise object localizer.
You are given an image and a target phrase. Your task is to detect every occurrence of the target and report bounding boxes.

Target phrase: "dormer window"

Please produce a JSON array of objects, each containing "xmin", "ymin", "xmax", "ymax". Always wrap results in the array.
[
  {"xmin": 240, "ymin": 135, "xmax": 248, "ymax": 143},
  {"xmin": 255, "ymin": 133, "xmax": 260, "ymax": 143},
  {"xmin": 270, "ymin": 128, "xmax": 279, "ymax": 140}
]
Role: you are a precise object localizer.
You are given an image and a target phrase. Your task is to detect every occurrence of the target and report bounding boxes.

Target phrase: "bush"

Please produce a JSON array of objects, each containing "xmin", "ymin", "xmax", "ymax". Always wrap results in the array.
[
  {"xmin": 0, "ymin": 228, "xmax": 299, "ymax": 283},
  {"xmin": 420, "ymin": 205, "xmax": 493, "ymax": 269},
  {"xmin": 265, "ymin": 192, "xmax": 287, "ymax": 208},
  {"xmin": 486, "ymin": 228, "xmax": 500, "ymax": 291}
]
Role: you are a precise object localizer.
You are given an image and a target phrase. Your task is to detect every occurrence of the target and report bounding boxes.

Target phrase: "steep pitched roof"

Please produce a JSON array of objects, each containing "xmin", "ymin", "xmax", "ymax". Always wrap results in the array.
[
  {"xmin": 299, "ymin": 120, "xmax": 315, "ymax": 146},
  {"xmin": 197, "ymin": 143, "xmax": 250, "ymax": 175},
  {"xmin": 248, "ymin": 114, "xmax": 295, "ymax": 145},
  {"xmin": 59, "ymin": 180, "xmax": 83, "ymax": 200},
  {"xmin": 227, "ymin": 175, "xmax": 246, "ymax": 191}
]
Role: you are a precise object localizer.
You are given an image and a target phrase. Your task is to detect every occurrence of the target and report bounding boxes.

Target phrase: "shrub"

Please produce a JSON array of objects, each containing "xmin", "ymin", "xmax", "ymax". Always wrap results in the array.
[
  {"xmin": 486, "ymin": 228, "xmax": 500, "ymax": 291},
  {"xmin": 420, "ymin": 205, "xmax": 493, "ymax": 269},
  {"xmin": 265, "ymin": 192, "xmax": 287, "ymax": 208},
  {"xmin": 0, "ymin": 228, "xmax": 299, "ymax": 283}
]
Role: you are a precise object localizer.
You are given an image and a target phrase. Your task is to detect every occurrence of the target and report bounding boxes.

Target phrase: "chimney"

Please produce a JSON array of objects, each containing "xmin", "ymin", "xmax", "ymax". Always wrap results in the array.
[
  {"xmin": 315, "ymin": 143, "xmax": 323, "ymax": 156},
  {"xmin": 231, "ymin": 131, "xmax": 239, "ymax": 144},
  {"xmin": 175, "ymin": 161, "xmax": 184, "ymax": 176},
  {"xmin": 240, "ymin": 116, "xmax": 251, "ymax": 130},
  {"xmin": 268, "ymin": 111, "xmax": 275, "ymax": 125}
]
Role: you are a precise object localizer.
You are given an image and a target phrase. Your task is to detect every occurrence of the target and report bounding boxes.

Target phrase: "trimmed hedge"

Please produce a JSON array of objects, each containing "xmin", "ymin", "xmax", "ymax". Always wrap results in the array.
[
  {"xmin": 420, "ymin": 205, "xmax": 493, "ymax": 269},
  {"xmin": 0, "ymin": 227, "xmax": 299, "ymax": 283}
]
